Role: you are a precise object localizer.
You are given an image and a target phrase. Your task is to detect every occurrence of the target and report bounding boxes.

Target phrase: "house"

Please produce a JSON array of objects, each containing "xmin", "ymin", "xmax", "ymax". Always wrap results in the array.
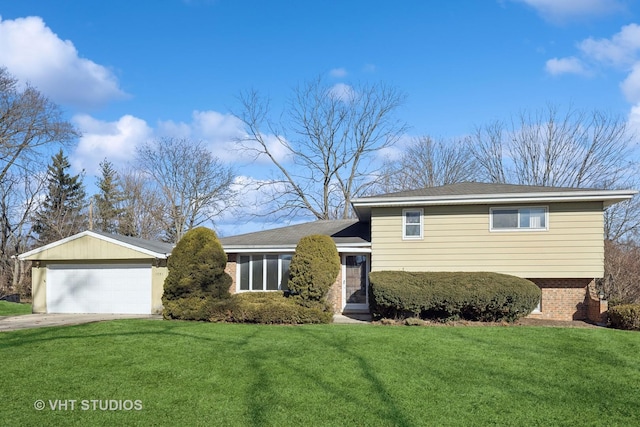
[
  {"xmin": 18, "ymin": 182, "xmax": 637, "ymax": 321},
  {"xmin": 18, "ymin": 231, "xmax": 173, "ymax": 314},
  {"xmin": 219, "ymin": 182, "xmax": 637, "ymax": 321}
]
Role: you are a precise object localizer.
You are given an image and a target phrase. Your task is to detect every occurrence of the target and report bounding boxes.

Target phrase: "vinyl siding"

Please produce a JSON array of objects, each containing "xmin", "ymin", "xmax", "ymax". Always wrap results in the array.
[
  {"xmin": 24, "ymin": 235, "xmax": 154, "ymax": 260},
  {"xmin": 370, "ymin": 202, "xmax": 604, "ymax": 278}
]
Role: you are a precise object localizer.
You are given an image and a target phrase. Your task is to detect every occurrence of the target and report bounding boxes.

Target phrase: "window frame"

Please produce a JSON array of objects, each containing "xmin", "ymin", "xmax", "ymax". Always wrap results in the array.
[
  {"xmin": 402, "ymin": 208, "xmax": 424, "ymax": 240},
  {"xmin": 489, "ymin": 206, "xmax": 549, "ymax": 232},
  {"xmin": 236, "ymin": 254, "xmax": 293, "ymax": 292}
]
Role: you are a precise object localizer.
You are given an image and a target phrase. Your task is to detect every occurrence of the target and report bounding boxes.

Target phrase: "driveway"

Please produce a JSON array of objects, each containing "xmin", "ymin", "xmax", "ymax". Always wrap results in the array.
[{"xmin": 0, "ymin": 313, "xmax": 160, "ymax": 332}]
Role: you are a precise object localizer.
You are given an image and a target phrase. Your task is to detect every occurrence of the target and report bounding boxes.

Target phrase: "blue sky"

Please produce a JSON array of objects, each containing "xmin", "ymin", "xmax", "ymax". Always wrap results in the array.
[{"xmin": 1, "ymin": 0, "xmax": 639, "ymax": 235}]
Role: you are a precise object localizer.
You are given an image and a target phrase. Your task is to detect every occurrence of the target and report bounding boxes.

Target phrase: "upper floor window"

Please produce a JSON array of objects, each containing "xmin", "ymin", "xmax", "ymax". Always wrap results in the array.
[
  {"xmin": 490, "ymin": 207, "xmax": 548, "ymax": 231},
  {"xmin": 403, "ymin": 208, "xmax": 423, "ymax": 239}
]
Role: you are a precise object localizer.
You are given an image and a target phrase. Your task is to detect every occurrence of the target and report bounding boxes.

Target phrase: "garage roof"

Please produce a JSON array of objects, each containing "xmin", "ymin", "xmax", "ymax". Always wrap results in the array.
[{"xmin": 18, "ymin": 231, "xmax": 174, "ymax": 260}]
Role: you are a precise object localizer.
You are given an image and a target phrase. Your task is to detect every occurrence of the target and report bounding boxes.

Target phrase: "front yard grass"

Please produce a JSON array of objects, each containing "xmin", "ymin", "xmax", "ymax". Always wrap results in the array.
[
  {"xmin": 0, "ymin": 301, "xmax": 31, "ymax": 316},
  {"xmin": 2, "ymin": 320, "xmax": 639, "ymax": 426}
]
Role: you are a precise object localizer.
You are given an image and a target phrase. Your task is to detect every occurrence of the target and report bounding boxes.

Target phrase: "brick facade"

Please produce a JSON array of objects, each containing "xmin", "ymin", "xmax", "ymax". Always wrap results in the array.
[
  {"xmin": 526, "ymin": 278, "xmax": 598, "ymax": 321},
  {"xmin": 225, "ymin": 254, "xmax": 237, "ymax": 294},
  {"xmin": 326, "ymin": 269, "xmax": 343, "ymax": 313}
]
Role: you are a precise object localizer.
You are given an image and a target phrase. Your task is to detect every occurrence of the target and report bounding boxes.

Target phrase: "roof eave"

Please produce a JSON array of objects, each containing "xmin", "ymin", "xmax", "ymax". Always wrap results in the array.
[
  {"xmin": 18, "ymin": 230, "xmax": 170, "ymax": 261},
  {"xmin": 352, "ymin": 190, "xmax": 638, "ymax": 220}
]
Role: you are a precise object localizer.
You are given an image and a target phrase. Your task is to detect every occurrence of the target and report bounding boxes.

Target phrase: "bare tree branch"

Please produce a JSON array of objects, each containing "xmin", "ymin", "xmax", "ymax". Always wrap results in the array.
[{"xmin": 233, "ymin": 77, "xmax": 407, "ymax": 220}]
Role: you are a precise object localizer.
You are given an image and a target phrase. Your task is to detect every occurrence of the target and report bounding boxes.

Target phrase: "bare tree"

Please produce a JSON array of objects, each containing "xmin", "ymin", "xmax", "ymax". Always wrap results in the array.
[
  {"xmin": 470, "ymin": 104, "xmax": 639, "ymax": 241},
  {"xmin": 0, "ymin": 67, "xmax": 78, "ymax": 182},
  {"xmin": 599, "ymin": 239, "xmax": 640, "ymax": 305},
  {"xmin": 135, "ymin": 137, "xmax": 236, "ymax": 242},
  {"xmin": 233, "ymin": 77, "xmax": 408, "ymax": 220},
  {"xmin": 470, "ymin": 105, "xmax": 634, "ymax": 188},
  {"xmin": 118, "ymin": 170, "xmax": 167, "ymax": 241},
  {"xmin": 0, "ymin": 68, "xmax": 78, "ymax": 295},
  {"xmin": 0, "ymin": 165, "xmax": 46, "ymax": 295},
  {"xmin": 378, "ymin": 136, "xmax": 478, "ymax": 193}
]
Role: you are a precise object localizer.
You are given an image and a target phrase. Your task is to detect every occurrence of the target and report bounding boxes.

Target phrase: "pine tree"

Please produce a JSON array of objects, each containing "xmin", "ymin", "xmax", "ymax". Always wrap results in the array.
[
  {"xmin": 33, "ymin": 149, "xmax": 87, "ymax": 244},
  {"xmin": 93, "ymin": 159, "xmax": 125, "ymax": 234}
]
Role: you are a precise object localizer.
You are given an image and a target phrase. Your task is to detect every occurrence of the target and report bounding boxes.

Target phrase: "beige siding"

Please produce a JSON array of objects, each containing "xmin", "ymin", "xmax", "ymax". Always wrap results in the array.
[
  {"xmin": 31, "ymin": 266, "xmax": 46, "ymax": 313},
  {"xmin": 151, "ymin": 266, "xmax": 168, "ymax": 314},
  {"xmin": 371, "ymin": 202, "xmax": 604, "ymax": 278},
  {"xmin": 24, "ymin": 235, "xmax": 154, "ymax": 261}
]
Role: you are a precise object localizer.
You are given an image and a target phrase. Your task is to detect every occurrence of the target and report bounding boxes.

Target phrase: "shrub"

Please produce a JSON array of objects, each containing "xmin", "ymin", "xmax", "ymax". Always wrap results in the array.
[
  {"xmin": 163, "ymin": 227, "xmax": 232, "ymax": 319},
  {"xmin": 163, "ymin": 296, "xmax": 217, "ymax": 321},
  {"xmin": 288, "ymin": 234, "xmax": 340, "ymax": 306},
  {"xmin": 213, "ymin": 292, "xmax": 333, "ymax": 324},
  {"xmin": 608, "ymin": 304, "xmax": 640, "ymax": 331},
  {"xmin": 369, "ymin": 271, "xmax": 541, "ymax": 322}
]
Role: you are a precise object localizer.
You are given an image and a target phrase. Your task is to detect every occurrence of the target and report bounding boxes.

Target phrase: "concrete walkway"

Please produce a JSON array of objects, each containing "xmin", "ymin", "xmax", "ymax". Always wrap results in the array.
[
  {"xmin": 333, "ymin": 313, "xmax": 372, "ymax": 324},
  {"xmin": 0, "ymin": 313, "xmax": 159, "ymax": 332}
]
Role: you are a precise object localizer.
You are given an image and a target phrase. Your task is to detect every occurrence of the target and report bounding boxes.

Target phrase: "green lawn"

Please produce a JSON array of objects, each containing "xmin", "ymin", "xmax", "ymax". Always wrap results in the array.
[
  {"xmin": 0, "ymin": 301, "xmax": 31, "ymax": 316},
  {"xmin": 2, "ymin": 321, "xmax": 639, "ymax": 426}
]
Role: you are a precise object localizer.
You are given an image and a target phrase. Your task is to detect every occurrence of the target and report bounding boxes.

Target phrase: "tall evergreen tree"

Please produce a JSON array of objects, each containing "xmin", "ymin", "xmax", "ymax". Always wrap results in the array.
[
  {"xmin": 33, "ymin": 149, "xmax": 87, "ymax": 244},
  {"xmin": 93, "ymin": 159, "xmax": 125, "ymax": 234}
]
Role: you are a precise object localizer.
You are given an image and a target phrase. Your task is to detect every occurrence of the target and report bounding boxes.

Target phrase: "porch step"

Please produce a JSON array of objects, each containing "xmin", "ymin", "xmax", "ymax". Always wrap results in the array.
[{"xmin": 334, "ymin": 313, "xmax": 372, "ymax": 323}]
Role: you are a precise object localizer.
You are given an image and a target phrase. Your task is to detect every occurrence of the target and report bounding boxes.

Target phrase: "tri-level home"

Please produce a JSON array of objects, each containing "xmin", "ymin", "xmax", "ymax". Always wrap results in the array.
[{"xmin": 220, "ymin": 182, "xmax": 637, "ymax": 321}]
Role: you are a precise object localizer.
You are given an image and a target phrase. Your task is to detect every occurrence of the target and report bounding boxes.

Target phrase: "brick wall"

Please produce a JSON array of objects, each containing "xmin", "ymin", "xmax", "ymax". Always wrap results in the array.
[
  {"xmin": 527, "ymin": 278, "xmax": 592, "ymax": 320},
  {"xmin": 225, "ymin": 254, "xmax": 237, "ymax": 294},
  {"xmin": 326, "ymin": 269, "xmax": 343, "ymax": 313}
]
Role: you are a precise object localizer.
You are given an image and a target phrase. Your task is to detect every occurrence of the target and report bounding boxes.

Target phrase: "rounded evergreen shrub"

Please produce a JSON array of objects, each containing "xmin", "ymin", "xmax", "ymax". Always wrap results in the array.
[
  {"xmin": 369, "ymin": 271, "xmax": 541, "ymax": 322},
  {"xmin": 288, "ymin": 234, "xmax": 340, "ymax": 306},
  {"xmin": 163, "ymin": 227, "xmax": 232, "ymax": 319}
]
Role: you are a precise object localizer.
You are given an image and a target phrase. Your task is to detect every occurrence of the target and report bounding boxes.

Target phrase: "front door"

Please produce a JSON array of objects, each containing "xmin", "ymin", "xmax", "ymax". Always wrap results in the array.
[{"xmin": 342, "ymin": 254, "xmax": 369, "ymax": 312}]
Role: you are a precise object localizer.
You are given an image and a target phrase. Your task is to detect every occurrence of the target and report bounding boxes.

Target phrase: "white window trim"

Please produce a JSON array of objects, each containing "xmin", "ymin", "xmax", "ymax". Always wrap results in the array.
[
  {"xmin": 236, "ymin": 254, "xmax": 292, "ymax": 292},
  {"xmin": 402, "ymin": 208, "xmax": 424, "ymax": 240},
  {"xmin": 489, "ymin": 206, "xmax": 549, "ymax": 232}
]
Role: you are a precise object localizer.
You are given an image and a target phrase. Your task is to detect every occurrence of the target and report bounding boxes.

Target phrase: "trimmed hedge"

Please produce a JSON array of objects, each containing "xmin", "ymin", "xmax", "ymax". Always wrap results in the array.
[
  {"xmin": 219, "ymin": 292, "xmax": 333, "ymax": 324},
  {"xmin": 288, "ymin": 234, "xmax": 340, "ymax": 306},
  {"xmin": 164, "ymin": 293, "xmax": 333, "ymax": 324},
  {"xmin": 608, "ymin": 304, "xmax": 640, "ymax": 331},
  {"xmin": 369, "ymin": 271, "xmax": 541, "ymax": 322}
]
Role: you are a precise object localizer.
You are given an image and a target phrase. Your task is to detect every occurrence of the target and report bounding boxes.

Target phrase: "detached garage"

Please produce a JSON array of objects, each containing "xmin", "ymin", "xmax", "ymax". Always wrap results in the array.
[{"xmin": 18, "ymin": 231, "xmax": 174, "ymax": 314}]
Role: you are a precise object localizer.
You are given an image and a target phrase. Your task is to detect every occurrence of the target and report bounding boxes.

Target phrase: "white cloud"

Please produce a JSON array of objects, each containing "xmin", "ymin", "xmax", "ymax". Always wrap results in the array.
[
  {"xmin": 363, "ymin": 64, "xmax": 377, "ymax": 73},
  {"xmin": 579, "ymin": 24, "xmax": 640, "ymax": 68},
  {"xmin": 0, "ymin": 15, "xmax": 127, "ymax": 108},
  {"xmin": 628, "ymin": 103, "xmax": 640, "ymax": 135},
  {"xmin": 545, "ymin": 56, "xmax": 588, "ymax": 75},
  {"xmin": 72, "ymin": 109, "xmax": 293, "ymax": 177},
  {"xmin": 621, "ymin": 64, "xmax": 640, "ymax": 103},
  {"xmin": 544, "ymin": 23, "xmax": 640, "ymax": 132},
  {"xmin": 512, "ymin": 0, "xmax": 625, "ymax": 22},
  {"xmin": 72, "ymin": 114, "xmax": 153, "ymax": 174},
  {"xmin": 329, "ymin": 83, "xmax": 355, "ymax": 102},
  {"xmin": 329, "ymin": 68, "xmax": 348, "ymax": 78}
]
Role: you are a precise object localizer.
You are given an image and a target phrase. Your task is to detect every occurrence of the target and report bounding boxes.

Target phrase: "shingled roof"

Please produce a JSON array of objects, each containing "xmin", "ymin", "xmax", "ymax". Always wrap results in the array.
[
  {"xmin": 90, "ymin": 230, "xmax": 175, "ymax": 255},
  {"xmin": 219, "ymin": 219, "xmax": 370, "ymax": 251},
  {"xmin": 357, "ymin": 182, "xmax": 590, "ymax": 199},
  {"xmin": 351, "ymin": 182, "xmax": 636, "ymax": 220}
]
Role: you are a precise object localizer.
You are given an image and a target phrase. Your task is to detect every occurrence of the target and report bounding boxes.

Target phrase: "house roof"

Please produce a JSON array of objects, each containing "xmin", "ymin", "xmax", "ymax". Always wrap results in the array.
[
  {"xmin": 18, "ymin": 230, "xmax": 174, "ymax": 260},
  {"xmin": 352, "ymin": 182, "xmax": 637, "ymax": 221},
  {"xmin": 219, "ymin": 219, "xmax": 371, "ymax": 253}
]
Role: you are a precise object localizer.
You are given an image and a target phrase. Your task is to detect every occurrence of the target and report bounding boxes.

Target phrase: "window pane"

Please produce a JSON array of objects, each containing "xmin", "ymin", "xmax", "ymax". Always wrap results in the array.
[
  {"xmin": 251, "ymin": 256, "xmax": 264, "ymax": 290},
  {"xmin": 281, "ymin": 255, "xmax": 292, "ymax": 291},
  {"xmin": 239, "ymin": 256, "xmax": 250, "ymax": 290},
  {"xmin": 519, "ymin": 208, "xmax": 546, "ymax": 229},
  {"xmin": 405, "ymin": 211, "xmax": 421, "ymax": 224},
  {"xmin": 493, "ymin": 209, "xmax": 518, "ymax": 228},
  {"xmin": 405, "ymin": 224, "xmax": 421, "ymax": 236},
  {"xmin": 266, "ymin": 255, "xmax": 279, "ymax": 290}
]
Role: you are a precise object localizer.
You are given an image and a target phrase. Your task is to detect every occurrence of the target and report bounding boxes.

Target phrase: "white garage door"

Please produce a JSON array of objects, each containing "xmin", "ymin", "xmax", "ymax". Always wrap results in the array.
[{"xmin": 46, "ymin": 264, "xmax": 152, "ymax": 314}]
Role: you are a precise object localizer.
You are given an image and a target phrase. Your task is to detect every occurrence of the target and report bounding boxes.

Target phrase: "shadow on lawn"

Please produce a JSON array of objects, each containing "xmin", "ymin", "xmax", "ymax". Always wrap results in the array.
[
  {"xmin": 289, "ymin": 327, "xmax": 413, "ymax": 427},
  {"xmin": 0, "ymin": 320, "xmax": 415, "ymax": 426}
]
